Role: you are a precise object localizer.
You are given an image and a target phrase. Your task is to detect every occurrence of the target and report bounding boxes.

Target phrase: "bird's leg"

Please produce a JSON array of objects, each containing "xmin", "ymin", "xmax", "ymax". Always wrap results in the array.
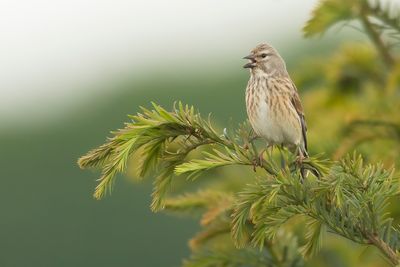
[
  {"xmin": 252, "ymin": 158, "xmax": 258, "ymax": 172},
  {"xmin": 244, "ymin": 135, "xmax": 258, "ymax": 150},
  {"xmin": 249, "ymin": 137, "xmax": 270, "ymax": 171},
  {"xmin": 294, "ymin": 146, "xmax": 308, "ymax": 181},
  {"xmin": 295, "ymin": 146, "xmax": 305, "ymax": 165},
  {"xmin": 248, "ymin": 135, "xmax": 260, "ymax": 144},
  {"xmin": 258, "ymin": 142, "xmax": 274, "ymax": 166},
  {"xmin": 257, "ymin": 140, "xmax": 275, "ymax": 168},
  {"xmin": 267, "ymin": 145, "xmax": 274, "ymax": 159},
  {"xmin": 251, "ymin": 143, "xmax": 259, "ymax": 172},
  {"xmin": 249, "ymin": 136, "xmax": 260, "ymax": 172},
  {"xmin": 258, "ymin": 148, "xmax": 266, "ymax": 166}
]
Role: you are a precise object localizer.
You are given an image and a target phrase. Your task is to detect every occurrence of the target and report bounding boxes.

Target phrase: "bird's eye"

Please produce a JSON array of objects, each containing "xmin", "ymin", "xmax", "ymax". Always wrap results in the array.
[{"xmin": 261, "ymin": 53, "xmax": 268, "ymax": 58}]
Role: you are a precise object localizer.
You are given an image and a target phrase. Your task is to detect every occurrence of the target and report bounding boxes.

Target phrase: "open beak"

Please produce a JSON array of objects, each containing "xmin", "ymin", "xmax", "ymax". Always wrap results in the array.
[{"xmin": 243, "ymin": 55, "xmax": 256, "ymax": 68}]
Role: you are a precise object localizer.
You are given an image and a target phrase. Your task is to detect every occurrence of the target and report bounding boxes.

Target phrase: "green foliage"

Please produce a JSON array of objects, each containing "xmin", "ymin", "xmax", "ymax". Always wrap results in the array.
[
  {"xmin": 183, "ymin": 232, "xmax": 304, "ymax": 267},
  {"xmin": 78, "ymin": 102, "xmax": 225, "ymax": 203},
  {"xmin": 183, "ymin": 248, "xmax": 273, "ymax": 267},
  {"xmin": 78, "ymin": 0, "xmax": 400, "ymax": 266},
  {"xmin": 300, "ymin": 219, "xmax": 325, "ymax": 258},
  {"xmin": 369, "ymin": 0, "xmax": 400, "ymax": 34},
  {"xmin": 337, "ymin": 120, "xmax": 400, "ymax": 159},
  {"xmin": 304, "ymin": 0, "xmax": 399, "ymax": 67},
  {"xmin": 232, "ymin": 153, "xmax": 399, "ymax": 263},
  {"xmin": 175, "ymin": 148, "xmax": 253, "ymax": 180},
  {"xmin": 303, "ymin": 0, "xmax": 356, "ymax": 37},
  {"xmin": 304, "ymin": 0, "xmax": 400, "ymax": 40},
  {"xmin": 79, "ymin": 102, "xmax": 400, "ymax": 266},
  {"xmin": 163, "ymin": 190, "xmax": 233, "ymax": 218}
]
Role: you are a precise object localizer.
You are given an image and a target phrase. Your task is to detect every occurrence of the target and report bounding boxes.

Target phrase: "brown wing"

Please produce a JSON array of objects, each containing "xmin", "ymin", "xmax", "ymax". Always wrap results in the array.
[{"xmin": 290, "ymin": 82, "xmax": 308, "ymax": 154}]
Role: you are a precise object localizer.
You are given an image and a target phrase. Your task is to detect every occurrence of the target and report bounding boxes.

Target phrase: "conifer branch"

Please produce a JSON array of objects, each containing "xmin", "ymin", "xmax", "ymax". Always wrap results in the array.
[
  {"xmin": 78, "ymin": 102, "xmax": 276, "ymax": 205},
  {"xmin": 231, "ymin": 153, "xmax": 400, "ymax": 265},
  {"xmin": 76, "ymin": 1, "xmax": 400, "ymax": 266},
  {"xmin": 303, "ymin": 0, "xmax": 398, "ymax": 68},
  {"xmin": 79, "ymin": 103, "xmax": 400, "ymax": 266},
  {"xmin": 360, "ymin": 2, "xmax": 395, "ymax": 67}
]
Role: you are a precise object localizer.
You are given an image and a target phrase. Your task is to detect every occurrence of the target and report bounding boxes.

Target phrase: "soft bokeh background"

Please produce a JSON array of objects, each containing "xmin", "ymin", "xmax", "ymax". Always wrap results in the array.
[{"xmin": 2, "ymin": 0, "xmax": 399, "ymax": 266}]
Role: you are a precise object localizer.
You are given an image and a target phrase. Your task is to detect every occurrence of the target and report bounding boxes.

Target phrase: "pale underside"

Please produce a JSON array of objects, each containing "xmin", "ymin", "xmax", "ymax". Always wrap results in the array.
[{"xmin": 246, "ymin": 78, "xmax": 305, "ymax": 152}]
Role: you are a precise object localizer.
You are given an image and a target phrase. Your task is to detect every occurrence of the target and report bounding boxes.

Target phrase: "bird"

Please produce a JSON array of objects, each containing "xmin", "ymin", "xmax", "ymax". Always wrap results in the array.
[{"xmin": 243, "ymin": 43, "xmax": 308, "ymax": 174}]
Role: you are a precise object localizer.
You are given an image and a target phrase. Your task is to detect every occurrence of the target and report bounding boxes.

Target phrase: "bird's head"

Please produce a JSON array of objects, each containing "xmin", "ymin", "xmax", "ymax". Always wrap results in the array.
[{"xmin": 243, "ymin": 43, "xmax": 287, "ymax": 77}]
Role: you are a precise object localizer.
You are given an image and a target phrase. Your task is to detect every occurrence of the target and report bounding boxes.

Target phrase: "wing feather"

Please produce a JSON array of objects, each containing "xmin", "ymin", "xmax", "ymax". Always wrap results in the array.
[{"xmin": 289, "ymin": 82, "xmax": 308, "ymax": 154}]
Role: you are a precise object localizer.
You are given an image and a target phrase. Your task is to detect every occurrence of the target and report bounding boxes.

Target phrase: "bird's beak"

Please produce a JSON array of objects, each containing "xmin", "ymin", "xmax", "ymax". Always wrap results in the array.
[{"xmin": 243, "ymin": 55, "xmax": 256, "ymax": 68}]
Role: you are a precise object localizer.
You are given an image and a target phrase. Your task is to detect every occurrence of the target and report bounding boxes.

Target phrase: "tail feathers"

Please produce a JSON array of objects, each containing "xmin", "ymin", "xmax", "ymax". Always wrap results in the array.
[
  {"xmin": 289, "ymin": 144, "xmax": 319, "ymax": 180},
  {"xmin": 299, "ymin": 145, "xmax": 309, "ymax": 180},
  {"xmin": 299, "ymin": 147, "xmax": 321, "ymax": 179},
  {"xmin": 300, "ymin": 165, "xmax": 308, "ymax": 180}
]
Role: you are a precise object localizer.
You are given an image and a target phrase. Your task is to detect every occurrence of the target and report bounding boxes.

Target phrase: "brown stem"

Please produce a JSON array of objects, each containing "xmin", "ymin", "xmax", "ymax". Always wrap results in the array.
[
  {"xmin": 367, "ymin": 233, "xmax": 399, "ymax": 266},
  {"xmin": 360, "ymin": 5, "xmax": 395, "ymax": 68}
]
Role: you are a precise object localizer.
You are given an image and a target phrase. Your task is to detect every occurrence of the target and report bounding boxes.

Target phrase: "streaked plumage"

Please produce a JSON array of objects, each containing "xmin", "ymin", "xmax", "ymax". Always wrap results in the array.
[{"xmin": 243, "ymin": 43, "xmax": 308, "ymax": 159}]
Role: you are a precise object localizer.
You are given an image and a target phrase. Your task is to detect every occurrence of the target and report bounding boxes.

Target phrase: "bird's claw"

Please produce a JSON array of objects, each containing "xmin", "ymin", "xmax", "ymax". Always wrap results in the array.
[
  {"xmin": 252, "ymin": 158, "xmax": 258, "ymax": 172},
  {"xmin": 295, "ymin": 154, "xmax": 305, "ymax": 166},
  {"xmin": 258, "ymin": 150, "xmax": 264, "ymax": 166},
  {"xmin": 251, "ymin": 150, "xmax": 265, "ymax": 172}
]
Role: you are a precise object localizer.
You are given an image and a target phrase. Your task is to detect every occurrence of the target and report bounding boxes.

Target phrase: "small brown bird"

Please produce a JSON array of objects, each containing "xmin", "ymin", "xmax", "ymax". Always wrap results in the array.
[{"xmin": 243, "ymin": 43, "xmax": 308, "ymax": 165}]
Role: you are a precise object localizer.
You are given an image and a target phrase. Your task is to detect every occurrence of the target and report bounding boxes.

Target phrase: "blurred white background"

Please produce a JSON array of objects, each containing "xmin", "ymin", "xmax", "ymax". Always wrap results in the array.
[{"xmin": 0, "ymin": 0, "xmax": 318, "ymax": 124}]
